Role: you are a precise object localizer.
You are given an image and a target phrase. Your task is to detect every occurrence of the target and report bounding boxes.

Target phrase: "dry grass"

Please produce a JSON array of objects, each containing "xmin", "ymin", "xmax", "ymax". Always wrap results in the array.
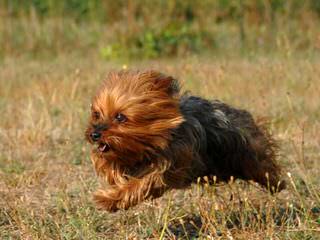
[{"xmin": 1, "ymin": 54, "xmax": 320, "ymax": 239}]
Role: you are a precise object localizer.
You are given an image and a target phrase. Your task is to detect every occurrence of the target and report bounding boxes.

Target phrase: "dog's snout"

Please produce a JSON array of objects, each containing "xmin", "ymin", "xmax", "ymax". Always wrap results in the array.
[
  {"xmin": 91, "ymin": 132, "xmax": 101, "ymax": 141},
  {"xmin": 89, "ymin": 124, "xmax": 108, "ymax": 142},
  {"xmin": 93, "ymin": 124, "xmax": 108, "ymax": 131}
]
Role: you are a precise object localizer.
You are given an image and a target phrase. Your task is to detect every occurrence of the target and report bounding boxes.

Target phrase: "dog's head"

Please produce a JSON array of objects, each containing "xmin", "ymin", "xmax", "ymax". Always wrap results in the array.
[{"xmin": 85, "ymin": 70, "xmax": 184, "ymax": 166}]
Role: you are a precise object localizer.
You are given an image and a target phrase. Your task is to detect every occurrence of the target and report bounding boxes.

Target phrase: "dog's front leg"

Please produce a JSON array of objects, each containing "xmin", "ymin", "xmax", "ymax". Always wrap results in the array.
[{"xmin": 94, "ymin": 173, "xmax": 165, "ymax": 212}]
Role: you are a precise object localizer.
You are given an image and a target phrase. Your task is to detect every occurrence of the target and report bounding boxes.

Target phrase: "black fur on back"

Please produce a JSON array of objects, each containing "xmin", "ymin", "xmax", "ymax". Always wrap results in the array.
[{"xmin": 166, "ymin": 95, "xmax": 285, "ymax": 193}]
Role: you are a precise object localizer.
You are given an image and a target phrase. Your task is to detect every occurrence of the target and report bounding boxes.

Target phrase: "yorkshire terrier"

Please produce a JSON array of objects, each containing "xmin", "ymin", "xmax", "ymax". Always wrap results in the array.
[{"xmin": 85, "ymin": 70, "xmax": 285, "ymax": 212}]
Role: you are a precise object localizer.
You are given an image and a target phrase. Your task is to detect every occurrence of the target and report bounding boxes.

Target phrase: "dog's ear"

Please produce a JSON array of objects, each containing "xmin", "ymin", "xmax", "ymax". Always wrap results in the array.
[{"xmin": 141, "ymin": 70, "xmax": 180, "ymax": 96}]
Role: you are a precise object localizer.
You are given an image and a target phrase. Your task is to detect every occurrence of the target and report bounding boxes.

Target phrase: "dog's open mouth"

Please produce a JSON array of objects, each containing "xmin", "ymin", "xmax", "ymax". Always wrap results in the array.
[{"xmin": 97, "ymin": 143, "xmax": 110, "ymax": 152}]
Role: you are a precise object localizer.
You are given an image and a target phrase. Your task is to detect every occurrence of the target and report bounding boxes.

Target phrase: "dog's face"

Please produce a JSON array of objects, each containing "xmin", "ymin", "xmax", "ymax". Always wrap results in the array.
[{"xmin": 85, "ymin": 71, "xmax": 184, "ymax": 165}]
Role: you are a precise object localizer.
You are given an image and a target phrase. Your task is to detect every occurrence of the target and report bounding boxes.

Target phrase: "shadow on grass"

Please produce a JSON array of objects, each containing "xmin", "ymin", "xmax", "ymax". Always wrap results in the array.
[
  {"xmin": 166, "ymin": 205, "xmax": 320, "ymax": 239},
  {"xmin": 168, "ymin": 214, "xmax": 202, "ymax": 239}
]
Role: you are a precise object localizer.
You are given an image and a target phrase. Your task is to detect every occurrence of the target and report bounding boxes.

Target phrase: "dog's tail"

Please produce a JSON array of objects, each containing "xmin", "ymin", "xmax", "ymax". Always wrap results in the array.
[{"xmin": 241, "ymin": 118, "xmax": 286, "ymax": 193}]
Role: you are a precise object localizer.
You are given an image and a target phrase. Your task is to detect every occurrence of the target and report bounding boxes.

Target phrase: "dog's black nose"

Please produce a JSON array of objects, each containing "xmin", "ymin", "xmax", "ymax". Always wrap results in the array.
[{"xmin": 91, "ymin": 132, "xmax": 101, "ymax": 141}]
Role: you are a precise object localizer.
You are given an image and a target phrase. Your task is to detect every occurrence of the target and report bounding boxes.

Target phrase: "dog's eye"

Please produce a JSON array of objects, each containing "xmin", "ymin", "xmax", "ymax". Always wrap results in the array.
[
  {"xmin": 92, "ymin": 111, "xmax": 100, "ymax": 120},
  {"xmin": 115, "ymin": 113, "xmax": 127, "ymax": 123}
]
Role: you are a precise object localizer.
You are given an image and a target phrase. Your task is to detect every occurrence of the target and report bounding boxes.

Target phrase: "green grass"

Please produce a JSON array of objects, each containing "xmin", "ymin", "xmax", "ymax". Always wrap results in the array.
[
  {"xmin": 0, "ymin": 53, "xmax": 319, "ymax": 239},
  {"xmin": 1, "ymin": 0, "xmax": 320, "ymax": 60}
]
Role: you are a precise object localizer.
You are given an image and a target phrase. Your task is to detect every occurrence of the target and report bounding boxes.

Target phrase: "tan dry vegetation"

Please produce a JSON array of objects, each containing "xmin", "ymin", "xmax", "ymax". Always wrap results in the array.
[{"xmin": 0, "ymin": 55, "xmax": 320, "ymax": 239}]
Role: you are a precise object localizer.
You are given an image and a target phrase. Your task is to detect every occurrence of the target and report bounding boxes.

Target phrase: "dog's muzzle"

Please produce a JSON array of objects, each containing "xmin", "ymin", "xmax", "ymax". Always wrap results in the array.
[
  {"xmin": 90, "ymin": 123, "xmax": 109, "ymax": 142},
  {"xmin": 90, "ymin": 132, "xmax": 101, "ymax": 141}
]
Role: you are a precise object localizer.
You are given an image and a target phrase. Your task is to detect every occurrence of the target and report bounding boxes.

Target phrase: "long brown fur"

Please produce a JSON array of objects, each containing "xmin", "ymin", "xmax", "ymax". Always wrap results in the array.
[{"xmin": 85, "ymin": 70, "xmax": 285, "ymax": 212}]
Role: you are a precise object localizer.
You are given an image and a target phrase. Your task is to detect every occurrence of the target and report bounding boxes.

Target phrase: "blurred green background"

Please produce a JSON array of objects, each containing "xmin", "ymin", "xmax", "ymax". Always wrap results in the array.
[{"xmin": 1, "ymin": 0, "xmax": 320, "ymax": 60}]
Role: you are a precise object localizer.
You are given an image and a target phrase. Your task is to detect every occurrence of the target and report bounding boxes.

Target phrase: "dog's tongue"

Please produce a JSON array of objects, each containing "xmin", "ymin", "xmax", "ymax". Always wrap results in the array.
[{"xmin": 98, "ymin": 143, "xmax": 108, "ymax": 152}]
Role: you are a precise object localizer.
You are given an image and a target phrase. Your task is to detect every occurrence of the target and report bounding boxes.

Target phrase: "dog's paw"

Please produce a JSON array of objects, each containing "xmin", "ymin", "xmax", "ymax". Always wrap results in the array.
[{"xmin": 93, "ymin": 190, "xmax": 119, "ymax": 212}]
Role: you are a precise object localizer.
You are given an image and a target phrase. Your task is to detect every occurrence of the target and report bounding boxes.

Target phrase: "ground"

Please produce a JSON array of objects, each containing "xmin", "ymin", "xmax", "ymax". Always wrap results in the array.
[{"xmin": 0, "ymin": 54, "xmax": 319, "ymax": 239}]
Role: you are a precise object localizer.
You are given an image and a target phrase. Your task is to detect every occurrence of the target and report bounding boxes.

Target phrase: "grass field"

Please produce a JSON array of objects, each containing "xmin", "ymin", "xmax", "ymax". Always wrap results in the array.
[{"xmin": 1, "ymin": 52, "xmax": 319, "ymax": 239}]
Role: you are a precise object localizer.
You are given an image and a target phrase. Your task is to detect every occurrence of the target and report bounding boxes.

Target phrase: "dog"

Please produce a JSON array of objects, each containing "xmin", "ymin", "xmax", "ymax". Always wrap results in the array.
[{"xmin": 85, "ymin": 70, "xmax": 285, "ymax": 212}]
